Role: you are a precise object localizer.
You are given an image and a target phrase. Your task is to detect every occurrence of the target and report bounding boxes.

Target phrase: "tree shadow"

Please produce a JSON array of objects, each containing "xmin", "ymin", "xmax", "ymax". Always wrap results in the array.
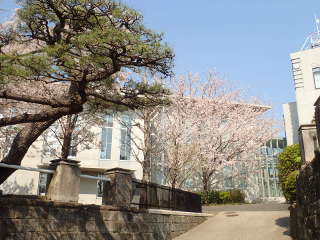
[
  {"xmin": 275, "ymin": 216, "xmax": 290, "ymax": 236},
  {"xmin": 0, "ymin": 178, "xmax": 35, "ymax": 195},
  {"xmin": 0, "ymin": 197, "xmax": 116, "ymax": 240}
]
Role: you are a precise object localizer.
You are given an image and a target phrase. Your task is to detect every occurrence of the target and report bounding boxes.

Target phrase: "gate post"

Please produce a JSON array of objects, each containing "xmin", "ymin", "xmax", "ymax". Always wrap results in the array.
[
  {"xmin": 46, "ymin": 159, "xmax": 81, "ymax": 203},
  {"xmin": 102, "ymin": 168, "xmax": 133, "ymax": 207}
]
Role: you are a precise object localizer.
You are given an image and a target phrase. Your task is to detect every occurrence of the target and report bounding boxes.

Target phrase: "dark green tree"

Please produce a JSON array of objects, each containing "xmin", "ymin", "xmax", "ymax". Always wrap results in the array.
[
  {"xmin": 277, "ymin": 144, "xmax": 301, "ymax": 203},
  {"xmin": 0, "ymin": 0, "xmax": 174, "ymax": 184}
]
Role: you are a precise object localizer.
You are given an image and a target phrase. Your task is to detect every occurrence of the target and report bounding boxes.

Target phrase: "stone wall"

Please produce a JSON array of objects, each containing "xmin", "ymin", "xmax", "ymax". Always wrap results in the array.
[
  {"xmin": 0, "ymin": 196, "xmax": 209, "ymax": 240},
  {"xmin": 290, "ymin": 152, "xmax": 320, "ymax": 240}
]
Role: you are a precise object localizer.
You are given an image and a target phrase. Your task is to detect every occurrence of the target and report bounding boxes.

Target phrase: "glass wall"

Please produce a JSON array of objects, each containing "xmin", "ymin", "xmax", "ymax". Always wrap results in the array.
[{"xmin": 221, "ymin": 138, "xmax": 286, "ymax": 200}]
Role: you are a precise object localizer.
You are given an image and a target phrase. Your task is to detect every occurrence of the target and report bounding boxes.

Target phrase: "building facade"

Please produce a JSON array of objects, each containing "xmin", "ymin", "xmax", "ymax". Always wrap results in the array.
[
  {"xmin": 283, "ymin": 102, "xmax": 299, "ymax": 145},
  {"xmin": 0, "ymin": 112, "xmax": 144, "ymax": 204},
  {"xmin": 283, "ymin": 31, "xmax": 320, "ymax": 145},
  {"xmin": 220, "ymin": 138, "xmax": 286, "ymax": 203}
]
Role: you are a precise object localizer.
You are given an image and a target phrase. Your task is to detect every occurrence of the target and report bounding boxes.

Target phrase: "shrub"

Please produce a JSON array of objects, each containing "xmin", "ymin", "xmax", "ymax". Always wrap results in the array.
[
  {"xmin": 219, "ymin": 191, "xmax": 231, "ymax": 204},
  {"xmin": 283, "ymin": 170, "xmax": 299, "ymax": 204},
  {"xmin": 229, "ymin": 189, "xmax": 245, "ymax": 203},
  {"xmin": 277, "ymin": 144, "xmax": 301, "ymax": 203},
  {"xmin": 200, "ymin": 189, "xmax": 245, "ymax": 205}
]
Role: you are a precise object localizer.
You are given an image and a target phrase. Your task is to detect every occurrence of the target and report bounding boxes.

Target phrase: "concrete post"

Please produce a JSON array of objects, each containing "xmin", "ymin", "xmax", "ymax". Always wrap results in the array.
[
  {"xmin": 46, "ymin": 159, "xmax": 81, "ymax": 203},
  {"xmin": 102, "ymin": 168, "xmax": 133, "ymax": 207},
  {"xmin": 299, "ymin": 124, "xmax": 319, "ymax": 165}
]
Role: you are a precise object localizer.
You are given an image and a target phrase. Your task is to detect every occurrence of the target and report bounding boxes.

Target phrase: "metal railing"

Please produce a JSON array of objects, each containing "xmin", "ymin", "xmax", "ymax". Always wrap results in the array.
[
  {"xmin": 0, "ymin": 163, "xmax": 110, "ymax": 182},
  {"xmin": 131, "ymin": 179, "xmax": 202, "ymax": 213}
]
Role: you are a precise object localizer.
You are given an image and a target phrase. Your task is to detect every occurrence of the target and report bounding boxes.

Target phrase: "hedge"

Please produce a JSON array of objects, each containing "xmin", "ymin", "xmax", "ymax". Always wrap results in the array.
[{"xmin": 200, "ymin": 189, "xmax": 245, "ymax": 204}]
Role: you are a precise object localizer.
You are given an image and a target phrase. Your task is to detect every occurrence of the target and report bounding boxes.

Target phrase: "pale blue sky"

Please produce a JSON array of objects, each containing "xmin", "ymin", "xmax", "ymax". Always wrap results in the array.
[{"xmin": 1, "ymin": 1, "xmax": 320, "ymax": 131}]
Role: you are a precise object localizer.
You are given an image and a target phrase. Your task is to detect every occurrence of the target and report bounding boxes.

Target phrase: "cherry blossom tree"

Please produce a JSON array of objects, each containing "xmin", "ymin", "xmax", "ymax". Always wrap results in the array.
[
  {"xmin": 0, "ymin": 0, "xmax": 174, "ymax": 185},
  {"xmin": 113, "ymin": 72, "xmax": 170, "ymax": 182},
  {"xmin": 154, "ymin": 73, "xmax": 278, "ymax": 192},
  {"xmin": 41, "ymin": 112, "xmax": 103, "ymax": 160}
]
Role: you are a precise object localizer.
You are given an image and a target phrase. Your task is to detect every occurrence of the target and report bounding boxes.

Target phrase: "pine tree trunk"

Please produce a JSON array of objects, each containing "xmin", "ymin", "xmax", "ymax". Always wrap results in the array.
[
  {"xmin": 0, "ymin": 120, "xmax": 56, "ymax": 185},
  {"xmin": 61, "ymin": 115, "xmax": 78, "ymax": 160}
]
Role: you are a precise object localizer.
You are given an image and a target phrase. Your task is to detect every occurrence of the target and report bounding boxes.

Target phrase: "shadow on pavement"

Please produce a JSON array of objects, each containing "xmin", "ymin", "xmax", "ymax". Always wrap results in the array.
[
  {"xmin": 275, "ymin": 217, "xmax": 290, "ymax": 236},
  {"xmin": 203, "ymin": 203, "xmax": 290, "ymax": 213}
]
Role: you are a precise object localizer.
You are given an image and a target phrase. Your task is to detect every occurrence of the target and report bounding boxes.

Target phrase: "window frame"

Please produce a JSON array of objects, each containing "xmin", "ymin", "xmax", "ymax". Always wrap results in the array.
[
  {"xmin": 100, "ymin": 114, "xmax": 114, "ymax": 160},
  {"xmin": 313, "ymin": 67, "xmax": 320, "ymax": 89},
  {"xmin": 119, "ymin": 114, "xmax": 132, "ymax": 161}
]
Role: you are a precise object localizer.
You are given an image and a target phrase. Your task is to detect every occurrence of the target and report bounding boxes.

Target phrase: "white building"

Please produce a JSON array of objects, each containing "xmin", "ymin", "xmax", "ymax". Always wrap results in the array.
[
  {"xmin": 283, "ymin": 29, "xmax": 320, "ymax": 145},
  {"xmin": 283, "ymin": 102, "xmax": 299, "ymax": 145},
  {"xmin": 0, "ymin": 112, "xmax": 144, "ymax": 204}
]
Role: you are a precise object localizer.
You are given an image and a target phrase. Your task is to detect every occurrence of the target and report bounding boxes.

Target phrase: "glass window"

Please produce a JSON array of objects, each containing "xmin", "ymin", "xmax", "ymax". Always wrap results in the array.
[
  {"xmin": 105, "ymin": 114, "xmax": 113, "ymax": 127},
  {"xmin": 69, "ymin": 135, "xmax": 78, "ymax": 158},
  {"xmin": 120, "ymin": 115, "xmax": 131, "ymax": 160},
  {"xmin": 100, "ymin": 114, "xmax": 113, "ymax": 160},
  {"xmin": 266, "ymin": 147, "xmax": 273, "ymax": 155},
  {"xmin": 266, "ymin": 141, "xmax": 271, "ymax": 148},
  {"xmin": 38, "ymin": 173, "xmax": 48, "ymax": 195},
  {"xmin": 264, "ymin": 180, "xmax": 269, "ymax": 197},
  {"xmin": 260, "ymin": 147, "xmax": 267, "ymax": 155},
  {"xmin": 268, "ymin": 168, "xmax": 274, "ymax": 178},
  {"xmin": 42, "ymin": 124, "xmax": 60, "ymax": 157},
  {"xmin": 313, "ymin": 68, "xmax": 320, "ymax": 89},
  {"xmin": 269, "ymin": 179, "xmax": 276, "ymax": 197},
  {"xmin": 278, "ymin": 140, "xmax": 284, "ymax": 149}
]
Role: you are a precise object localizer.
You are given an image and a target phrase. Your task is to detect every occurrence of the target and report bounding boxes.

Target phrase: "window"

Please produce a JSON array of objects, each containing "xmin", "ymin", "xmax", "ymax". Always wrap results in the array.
[
  {"xmin": 260, "ymin": 146, "xmax": 267, "ymax": 155},
  {"xmin": 38, "ymin": 173, "xmax": 48, "ymax": 195},
  {"xmin": 278, "ymin": 140, "xmax": 284, "ymax": 149},
  {"xmin": 271, "ymin": 139, "xmax": 277, "ymax": 149},
  {"xmin": 69, "ymin": 135, "xmax": 78, "ymax": 158},
  {"xmin": 120, "ymin": 115, "xmax": 131, "ymax": 160},
  {"xmin": 42, "ymin": 124, "xmax": 60, "ymax": 158},
  {"xmin": 313, "ymin": 68, "xmax": 320, "ymax": 89},
  {"xmin": 100, "ymin": 114, "xmax": 113, "ymax": 160}
]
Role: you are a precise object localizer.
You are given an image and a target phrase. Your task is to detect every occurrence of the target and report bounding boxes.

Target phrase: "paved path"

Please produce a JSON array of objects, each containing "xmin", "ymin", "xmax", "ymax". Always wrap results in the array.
[{"xmin": 176, "ymin": 204, "xmax": 291, "ymax": 240}]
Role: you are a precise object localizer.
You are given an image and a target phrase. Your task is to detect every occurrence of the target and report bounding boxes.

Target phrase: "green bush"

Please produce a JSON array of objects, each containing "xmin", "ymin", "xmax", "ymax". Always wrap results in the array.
[
  {"xmin": 200, "ymin": 189, "xmax": 245, "ymax": 205},
  {"xmin": 229, "ymin": 189, "xmax": 245, "ymax": 203},
  {"xmin": 283, "ymin": 170, "xmax": 299, "ymax": 204},
  {"xmin": 200, "ymin": 190, "xmax": 220, "ymax": 204},
  {"xmin": 219, "ymin": 191, "xmax": 231, "ymax": 204},
  {"xmin": 277, "ymin": 144, "xmax": 301, "ymax": 203}
]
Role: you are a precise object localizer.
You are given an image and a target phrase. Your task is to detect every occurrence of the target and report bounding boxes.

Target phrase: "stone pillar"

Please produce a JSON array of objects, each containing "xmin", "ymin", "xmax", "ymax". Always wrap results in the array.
[
  {"xmin": 102, "ymin": 168, "xmax": 133, "ymax": 207},
  {"xmin": 46, "ymin": 159, "xmax": 81, "ymax": 203},
  {"xmin": 299, "ymin": 124, "xmax": 319, "ymax": 165}
]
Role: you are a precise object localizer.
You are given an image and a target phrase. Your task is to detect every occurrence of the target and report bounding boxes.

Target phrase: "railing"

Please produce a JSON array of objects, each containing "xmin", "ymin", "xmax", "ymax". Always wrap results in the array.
[
  {"xmin": 131, "ymin": 179, "xmax": 202, "ymax": 213},
  {"xmin": 0, "ymin": 162, "xmax": 110, "ymax": 182},
  {"xmin": 0, "ymin": 163, "xmax": 201, "ymax": 213}
]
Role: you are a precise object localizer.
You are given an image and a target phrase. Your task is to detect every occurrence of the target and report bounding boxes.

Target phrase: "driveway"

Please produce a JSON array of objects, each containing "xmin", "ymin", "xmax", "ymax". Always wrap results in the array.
[{"xmin": 175, "ymin": 204, "xmax": 291, "ymax": 240}]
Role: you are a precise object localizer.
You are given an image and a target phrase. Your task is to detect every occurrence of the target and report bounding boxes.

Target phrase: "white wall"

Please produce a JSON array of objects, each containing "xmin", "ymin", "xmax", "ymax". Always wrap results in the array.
[
  {"xmin": 0, "ymin": 138, "xmax": 42, "ymax": 195},
  {"xmin": 290, "ymin": 47, "xmax": 320, "ymax": 125},
  {"xmin": 283, "ymin": 102, "xmax": 299, "ymax": 145},
  {"xmin": 1, "ymin": 112, "xmax": 144, "ymax": 199}
]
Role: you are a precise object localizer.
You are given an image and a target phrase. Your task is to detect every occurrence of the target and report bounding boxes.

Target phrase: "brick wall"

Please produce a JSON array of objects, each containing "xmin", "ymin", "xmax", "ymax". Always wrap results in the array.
[{"xmin": 0, "ymin": 196, "xmax": 208, "ymax": 240}]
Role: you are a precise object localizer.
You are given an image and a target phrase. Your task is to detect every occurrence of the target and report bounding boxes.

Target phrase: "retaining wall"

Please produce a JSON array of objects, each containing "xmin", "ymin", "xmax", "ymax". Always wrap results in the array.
[
  {"xmin": 0, "ymin": 196, "xmax": 209, "ymax": 240},
  {"xmin": 290, "ymin": 153, "xmax": 320, "ymax": 240}
]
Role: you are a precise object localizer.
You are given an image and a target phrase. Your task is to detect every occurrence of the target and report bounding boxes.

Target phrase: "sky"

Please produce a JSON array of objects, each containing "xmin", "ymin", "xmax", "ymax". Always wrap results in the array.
[{"xmin": 1, "ymin": 1, "xmax": 320, "ymax": 134}]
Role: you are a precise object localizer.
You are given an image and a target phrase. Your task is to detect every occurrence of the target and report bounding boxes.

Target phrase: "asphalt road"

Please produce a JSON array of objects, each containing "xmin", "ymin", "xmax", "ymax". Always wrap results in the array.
[{"xmin": 175, "ymin": 204, "xmax": 292, "ymax": 240}]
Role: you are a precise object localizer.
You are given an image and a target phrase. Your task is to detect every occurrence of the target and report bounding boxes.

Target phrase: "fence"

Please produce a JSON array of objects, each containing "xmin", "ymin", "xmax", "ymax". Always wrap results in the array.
[
  {"xmin": 0, "ymin": 163, "xmax": 202, "ymax": 213},
  {"xmin": 131, "ymin": 179, "xmax": 202, "ymax": 212}
]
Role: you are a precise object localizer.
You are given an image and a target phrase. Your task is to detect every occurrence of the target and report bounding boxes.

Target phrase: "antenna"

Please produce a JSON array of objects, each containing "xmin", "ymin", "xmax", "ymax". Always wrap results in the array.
[
  {"xmin": 301, "ymin": 15, "xmax": 320, "ymax": 50},
  {"xmin": 315, "ymin": 14, "xmax": 320, "ymax": 35}
]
